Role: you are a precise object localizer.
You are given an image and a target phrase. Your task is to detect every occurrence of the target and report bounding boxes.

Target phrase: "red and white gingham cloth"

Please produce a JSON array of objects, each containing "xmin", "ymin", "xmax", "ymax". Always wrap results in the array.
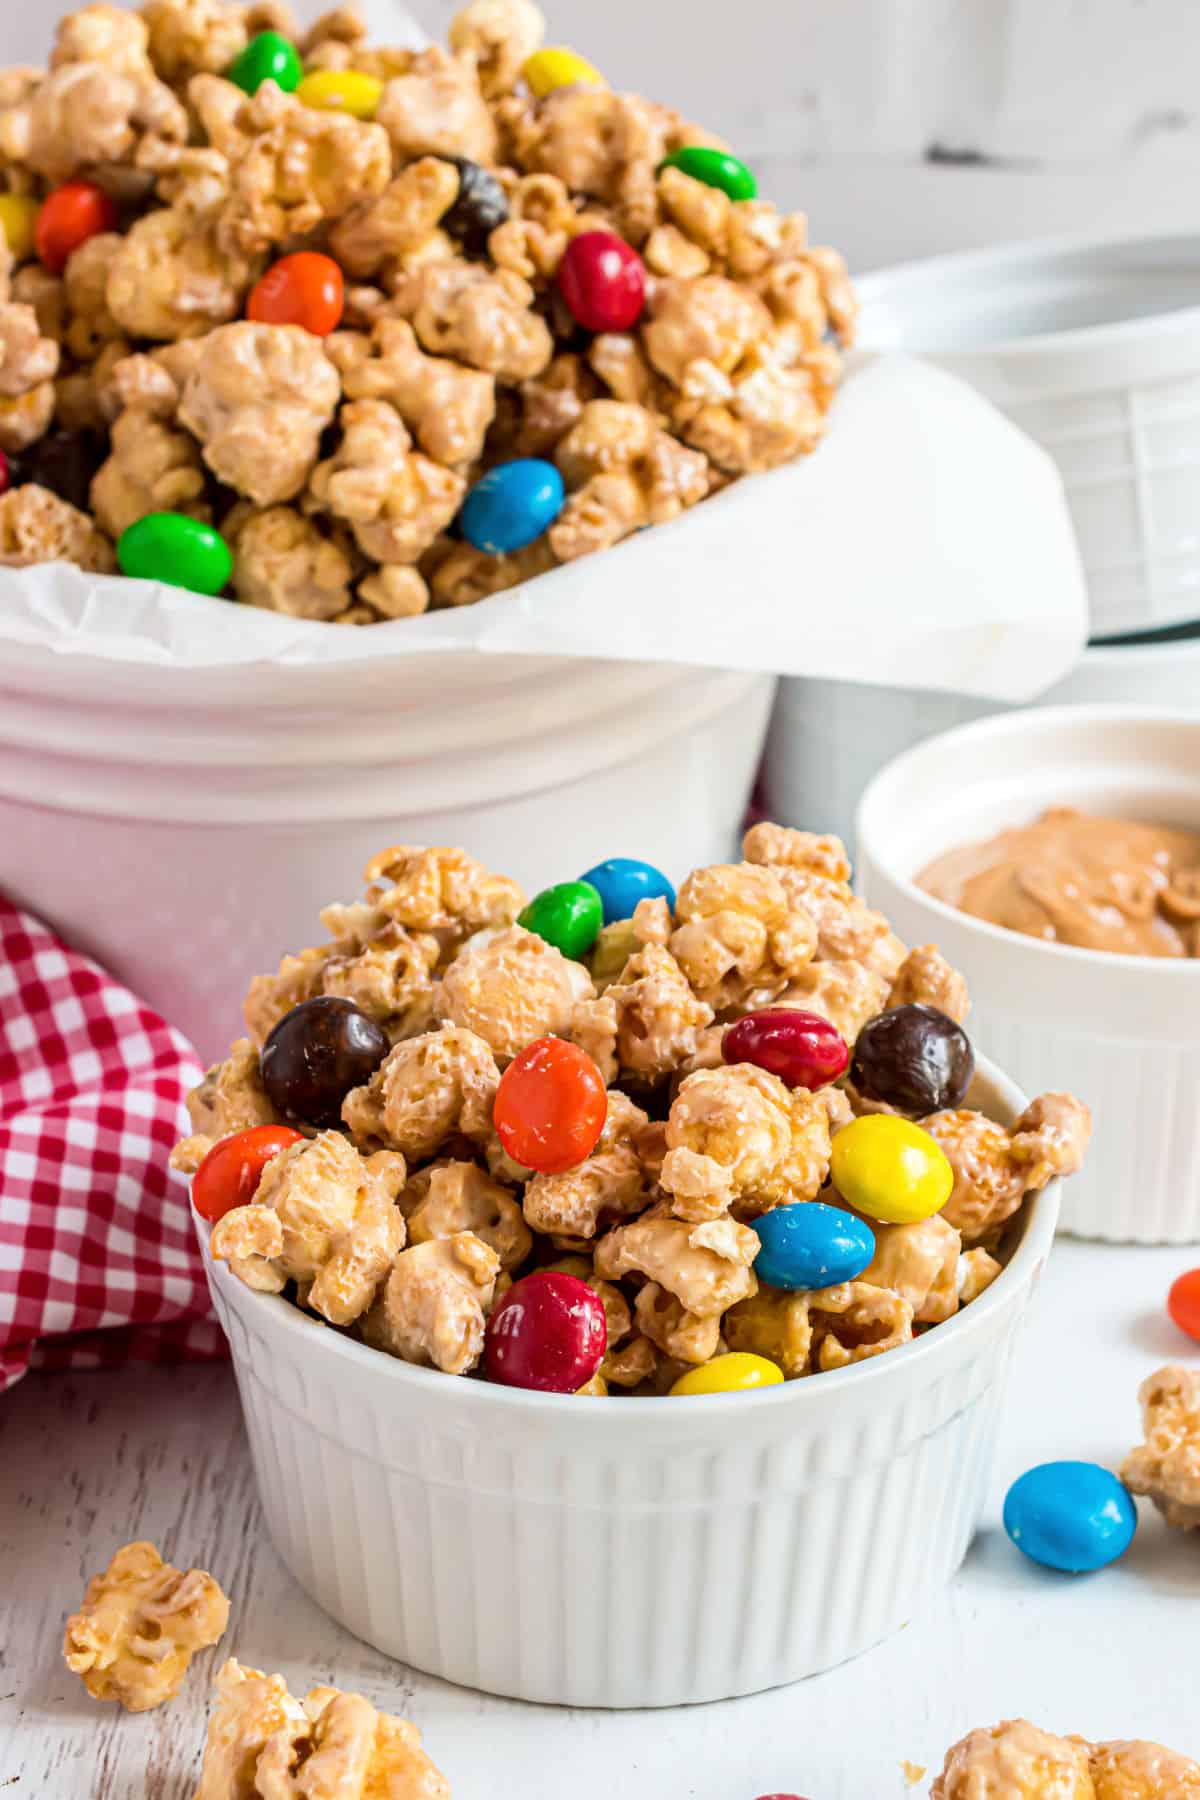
[{"xmin": 0, "ymin": 896, "xmax": 227, "ymax": 1391}]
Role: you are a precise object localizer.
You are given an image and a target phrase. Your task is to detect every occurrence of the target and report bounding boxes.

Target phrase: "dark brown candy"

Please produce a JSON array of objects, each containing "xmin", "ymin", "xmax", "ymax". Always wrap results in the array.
[
  {"xmin": 14, "ymin": 429, "xmax": 107, "ymax": 513},
  {"xmin": 442, "ymin": 157, "xmax": 509, "ymax": 258},
  {"xmin": 260, "ymin": 997, "xmax": 390, "ymax": 1128},
  {"xmin": 850, "ymin": 1003, "xmax": 974, "ymax": 1116}
]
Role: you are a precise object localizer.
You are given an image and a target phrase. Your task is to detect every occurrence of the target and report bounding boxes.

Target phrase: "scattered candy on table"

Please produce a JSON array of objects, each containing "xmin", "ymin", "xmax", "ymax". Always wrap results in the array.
[
  {"xmin": 116, "ymin": 513, "xmax": 234, "ymax": 597},
  {"xmin": 519, "ymin": 880, "xmax": 604, "ymax": 960},
  {"xmin": 484, "ymin": 1270, "xmax": 608, "ymax": 1392},
  {"xmin": 723, "ymin": 1008, "xmax": 849, "ymax": 1091},
  {"xmin": 493, "ymin": 1036, "xmax": 608, "ymax": 1174},
  {"xmin": 460, "ymin": 459, "xmax": 566, "ymax": 554},
  {"xmin": 226, "ymin": 29, "xmax": 303, "ymax": 95},
  {"xmin": 295, "ymin": 68, "xmax": 383, "ymax": 119},
  {"xmin": 557, "ymin": 231, "xmax": 647, "ymax": 332},
  {"xmin": 191, "ymin": 1125, "xmax": 305, "ymax": 1225},
  {"xmin": 35, "ymin": 179, "xmax": 117, "ymax": 275},
  {"xmin": 0, "ymin": 193, "xmax": 39, "ymax": 262},
  {"xmin": 577, "ymin": 857, "xmax": 676, "ymax": 924},
  {"xmin": 247, "ymin": 253, "xmax": 345, "ymax": 337},
  {"xmin": 522, "ymin": 46, "xmax": 606, "ymax": 97},
  {"xmin": 670, "ymin": 1353, "xmax": 784, "ymax": 1396},
  {"xmin": 1003, "ymin": 1461, "xmax": 1138, "ymax": 1572},
  {"xmin": 260, "ymin": 996, "xmax": 390, "ymax": 1128},
  {"xmin": 660, "ymin": 145, "xmax": 758, "ymax": 201},
  {"xmin": 829, "ymin": 1115, "xmax": 955, "ymax": 1224},
  {"xmin": 751, "ymin": 1202, "xmax": 875, "ymax": 1292},
  {"xmin": 1166, "ymin": 1268, "xmax": 1200, "ymax": 1340},
  {"xmin": 851, "ymin": 1003, "xmax": 975, "ymax": 1114}
]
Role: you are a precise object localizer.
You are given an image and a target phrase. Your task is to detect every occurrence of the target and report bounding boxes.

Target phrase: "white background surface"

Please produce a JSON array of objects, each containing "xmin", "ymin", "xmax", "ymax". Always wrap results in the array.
[{"xmin": 2, "ymin": 1236, "xmax": 1197, "ymax": 1797}]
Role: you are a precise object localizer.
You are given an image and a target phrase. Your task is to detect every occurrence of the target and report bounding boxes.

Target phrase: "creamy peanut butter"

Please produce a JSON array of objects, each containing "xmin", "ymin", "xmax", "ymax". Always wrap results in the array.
[{"xmin": 918, "ymin": 807, "xmax": 1200, "ymax": 957}]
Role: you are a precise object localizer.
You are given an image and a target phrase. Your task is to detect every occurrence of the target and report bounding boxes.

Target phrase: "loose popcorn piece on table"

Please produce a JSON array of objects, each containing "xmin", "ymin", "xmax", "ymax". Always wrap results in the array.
[
  {"xmin": 1121, "ymin": 1364, "xmax": 1200, "ymax": 1532},
  {"xmin": 931, "ymin": 1719, "xmax": 1200, "ymax": 1800},
  {"xmin": 179, "ymin": 823, "xmax": 1090, "ymax": 1393},
  {"xmin": 63, "ymin": 1541, "xmax": 229, "ymax": 1712},
  {"xmin": 193, "ymin": 1658, "xmax": 450, "ymax": 1800}
]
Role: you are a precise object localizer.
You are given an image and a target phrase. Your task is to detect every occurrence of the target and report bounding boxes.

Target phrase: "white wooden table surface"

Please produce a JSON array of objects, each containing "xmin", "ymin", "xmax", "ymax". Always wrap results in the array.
[{"xmin": 2, "ymin": 1236, "xmax": 1198, "ymax": 1800}]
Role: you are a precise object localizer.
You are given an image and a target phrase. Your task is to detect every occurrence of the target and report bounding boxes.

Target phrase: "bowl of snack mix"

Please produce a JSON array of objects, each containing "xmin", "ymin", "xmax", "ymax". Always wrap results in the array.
[
  {"xmin": 0, "ymin": 0, "xmax": 860, "ymax": 1058},
  {"xmin": 172, "ymin": 823, "xmax": 1090, "ymax": 1706},
  {"xmin": 857, "ymin": 232, "xmax": 1200, "ymax": 640},
  {"xmin": 858, "ymin": 704, "xmax": 1200, "ymax": 1245}
]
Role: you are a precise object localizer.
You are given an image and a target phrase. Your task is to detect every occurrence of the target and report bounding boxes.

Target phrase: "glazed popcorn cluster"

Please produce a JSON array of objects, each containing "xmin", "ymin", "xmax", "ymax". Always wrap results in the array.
[
  {"xmin": 932, "ymin": 1719, "xmax": 1200, "ymax": 1800},
  {"xmin": 172, "ymin": 823, "xmax": 1091, "ymax": 1396},
  {"xmin": 1122, "ymin": 1364, "xmax": 1200, "ymax": 1533},
  {"xmin": 62, "ymin": 1540, "xmax": 230, "ymax": 1712},
  {"xmin": 0, "ymin": 0, "xmax": 855, "ymax": 622}
]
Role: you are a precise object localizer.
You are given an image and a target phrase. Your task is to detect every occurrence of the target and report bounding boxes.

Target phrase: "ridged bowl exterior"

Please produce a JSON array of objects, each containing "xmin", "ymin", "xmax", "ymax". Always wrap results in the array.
[{"xmin": 202, "ymin": 1062, "xmax": 1056, "ymax": 1708}]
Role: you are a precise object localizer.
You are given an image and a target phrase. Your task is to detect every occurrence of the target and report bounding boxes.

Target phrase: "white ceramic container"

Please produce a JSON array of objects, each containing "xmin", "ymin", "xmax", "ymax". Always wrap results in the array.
[
  {"xmin": 0, "ymin": 652, "xmax": 773, "ymax": 1062},
  {"xmin": 201, "ymin": 1057, "xmax": 1056, "ymax": 1709},
  {"xmin": 762, "ymin": 632, "xmax": 1200, "ymax": 846},
  {"xmin": 858, "ymin": 706, "xmax": 1200, "ymax": 1245},
  {"xmin": 857, "ymin": 234, "xmax": 1200, "ymax": 637}
]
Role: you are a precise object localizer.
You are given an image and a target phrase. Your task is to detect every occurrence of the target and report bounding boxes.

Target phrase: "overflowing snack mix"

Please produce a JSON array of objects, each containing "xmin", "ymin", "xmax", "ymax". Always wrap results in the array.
[
  {"xmin": 930, "ymin": 1720, "xmax": 1200, "ymax": 1800},
  {"xmin": 193, "ymin": 1659, "xmax": 450, "ymax": 1799},
  {"xmin": 0, "ymin": 0, "xmax": 856, "ymax": 622},
  {"xmin": 63, "ymin": 1540, "xmax": 229, "ymax": 1712},
  {"xmin": 172, "ymin": 824, "xmax": 1091, "ymax": 1395}
]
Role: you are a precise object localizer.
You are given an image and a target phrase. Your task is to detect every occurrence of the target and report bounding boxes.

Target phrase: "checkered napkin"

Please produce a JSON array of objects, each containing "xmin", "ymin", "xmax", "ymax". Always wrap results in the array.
[{"xmin": 0, "ymin": 896, "xmax": 227, "ymax": 1391}]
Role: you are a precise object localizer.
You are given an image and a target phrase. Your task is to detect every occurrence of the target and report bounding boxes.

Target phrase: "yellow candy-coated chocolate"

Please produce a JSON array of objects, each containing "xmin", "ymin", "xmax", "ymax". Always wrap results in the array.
[
  {"xmin": 670, "ymin": 1352, "xmax": 784, "ymax": 1397},
  {"xmin": 829, "ymin": 1114, "xmax": 954, "ymax": 1226},
  {"xmin": 0, "ymin": 194, "xmax": 40, "ymax": 262},
  {"xmin": 295, "ymin": 68, "xmax": 384, "ymax": 119},
  {"xmin": 523, "ymin": 47, "xmax": 606, "ymax": 99}
]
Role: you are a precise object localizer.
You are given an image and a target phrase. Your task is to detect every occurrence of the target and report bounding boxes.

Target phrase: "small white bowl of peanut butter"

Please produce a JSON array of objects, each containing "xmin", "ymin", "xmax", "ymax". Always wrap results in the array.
[{"xmin": 857, "ymin": 705, "xmax": 1200, "ymax": 1244}]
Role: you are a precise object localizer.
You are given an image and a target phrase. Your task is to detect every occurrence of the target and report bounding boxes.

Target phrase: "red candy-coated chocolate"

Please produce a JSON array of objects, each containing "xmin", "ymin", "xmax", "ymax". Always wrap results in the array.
[
  {"xmin": 0, "ymin": 449, "xmax": 9, "ymax": 496},
  {"xmin": 723, "ymin": 1008, "xmax": 849, "ymax": 1090},
  {"xmin": 191, "ymin": 1124, "xmax": 304, "ymax": 1223},
  {"xmin": 1167, "ymin": 1267, "xmax": 1200, "ymax": 1340},
  {"xmin": 493, "ymin": 1036, "xmax": 607, "ymax": 1173},
  {"xmin": 557, "ymin": 230, "xmax": 646, "ymax": 332},
  {"xmin": 36, "ymin": 180, "xmax": 118, "ymax": 275},
  {"xmin": 484, "ymin": 1270, "xmax": 607, "ymax": 1392},
  {"xmin": 247, "ymin": 251, "xmax": 345, "ymax": 336}
]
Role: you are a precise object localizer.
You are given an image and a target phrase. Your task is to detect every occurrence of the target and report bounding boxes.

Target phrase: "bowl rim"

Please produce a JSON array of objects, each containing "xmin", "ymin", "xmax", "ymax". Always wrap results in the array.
[
  {"xmin": 200, "ymin": 1051, "xmax": 1059, "ymax": 1421},
  {"xmin": 856, "ymin": 701, "xmax": 1200, "ymax": 978},
  {"xmin": 855, "ymin": 228, "xmax": 1200, "ymax": 358}
]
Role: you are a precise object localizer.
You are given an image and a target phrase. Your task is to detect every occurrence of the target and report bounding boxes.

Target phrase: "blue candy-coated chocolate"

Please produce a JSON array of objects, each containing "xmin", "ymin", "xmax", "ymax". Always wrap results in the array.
[
  {"xmin": 1003, "ymin": 1462, "xmax": 1137, "ymax": 1573},
  {"xmin": 459, "ymin": 459, "xmax": 564, "ymax": 556},
  {"xmin": 751, "ymin": 1202, "xmax": 875, "ymax": 1292},
  {"xmin": 578, "ymin": 857, "xmax": 676, "ymax": 925}
]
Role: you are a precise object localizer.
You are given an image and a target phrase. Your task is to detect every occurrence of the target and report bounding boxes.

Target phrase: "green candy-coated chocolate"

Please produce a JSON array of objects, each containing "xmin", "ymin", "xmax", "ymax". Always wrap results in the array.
[
  {"xmin": 660, "ymin": 145, "xmax": 757, "ymax": 202},
  {"xmin": 519, "ymin": 880, "xmax": 603, "ymax": 960},
  {"xmin": 227, "ymin": 30, "xmax": 303, "ymax": 95},
  {"xmin": 118, "ymin": 513, "xmax": 233, "ymax": 597}
]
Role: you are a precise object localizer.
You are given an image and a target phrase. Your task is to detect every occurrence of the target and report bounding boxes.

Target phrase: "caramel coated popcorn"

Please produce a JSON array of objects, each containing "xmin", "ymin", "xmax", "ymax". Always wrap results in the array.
[
  {"xmin": 63, "ymin": 1540, "xmax": 229, "ymax": 1712},
  {"xmin": 194, "ymin": 1658, "xmax": 450, "ymax": 1800},
  {"xmin": 1121, "ymin": 1365, "xmax": 1200, "ymax": 1532},
  {"xmin": 0, "ymin": 0, "xmax": 851, "ymax": 615},
  {"xmin": 179, "ymin": 824, "xmax": 1088, "ymax": 1392},
  {"xmin": 931, "ymin": 1719, "xmax": 1200, "ymax": 1800}
]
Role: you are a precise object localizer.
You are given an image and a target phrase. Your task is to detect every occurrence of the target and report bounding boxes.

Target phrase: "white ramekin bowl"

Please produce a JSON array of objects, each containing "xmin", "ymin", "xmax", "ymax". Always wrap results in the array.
[
  {"xmin": 857, "ymin": 234, "xmax": 1200, "ymax": 638},
  {"xmin": 858, "ymin": 705, "xmax": 1200, "ymax": 1245},
  {"xmin": 203, "ymin": 1056, "xmax": 1055, "ymax": 1709},
  {"xmin": 762, "ymin": 630, "xmax": 1200, "ymax": 847}
]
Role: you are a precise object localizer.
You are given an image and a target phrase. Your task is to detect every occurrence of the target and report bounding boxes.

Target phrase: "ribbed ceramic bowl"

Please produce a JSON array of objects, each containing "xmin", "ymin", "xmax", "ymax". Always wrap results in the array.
[
  {"xmin": 858, "ymin": 705, "xmax": 1200, "ymax": 1245},
  {"xmin": 201, "ymin": 1056, "xmax": 1056, "ymax": 1709}
]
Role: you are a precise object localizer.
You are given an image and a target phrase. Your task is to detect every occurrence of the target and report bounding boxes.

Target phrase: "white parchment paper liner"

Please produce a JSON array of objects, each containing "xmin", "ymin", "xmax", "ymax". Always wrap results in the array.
[{"xmin": 0, "ymin": 356, "xmax": 1087, "ymax": 700}]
